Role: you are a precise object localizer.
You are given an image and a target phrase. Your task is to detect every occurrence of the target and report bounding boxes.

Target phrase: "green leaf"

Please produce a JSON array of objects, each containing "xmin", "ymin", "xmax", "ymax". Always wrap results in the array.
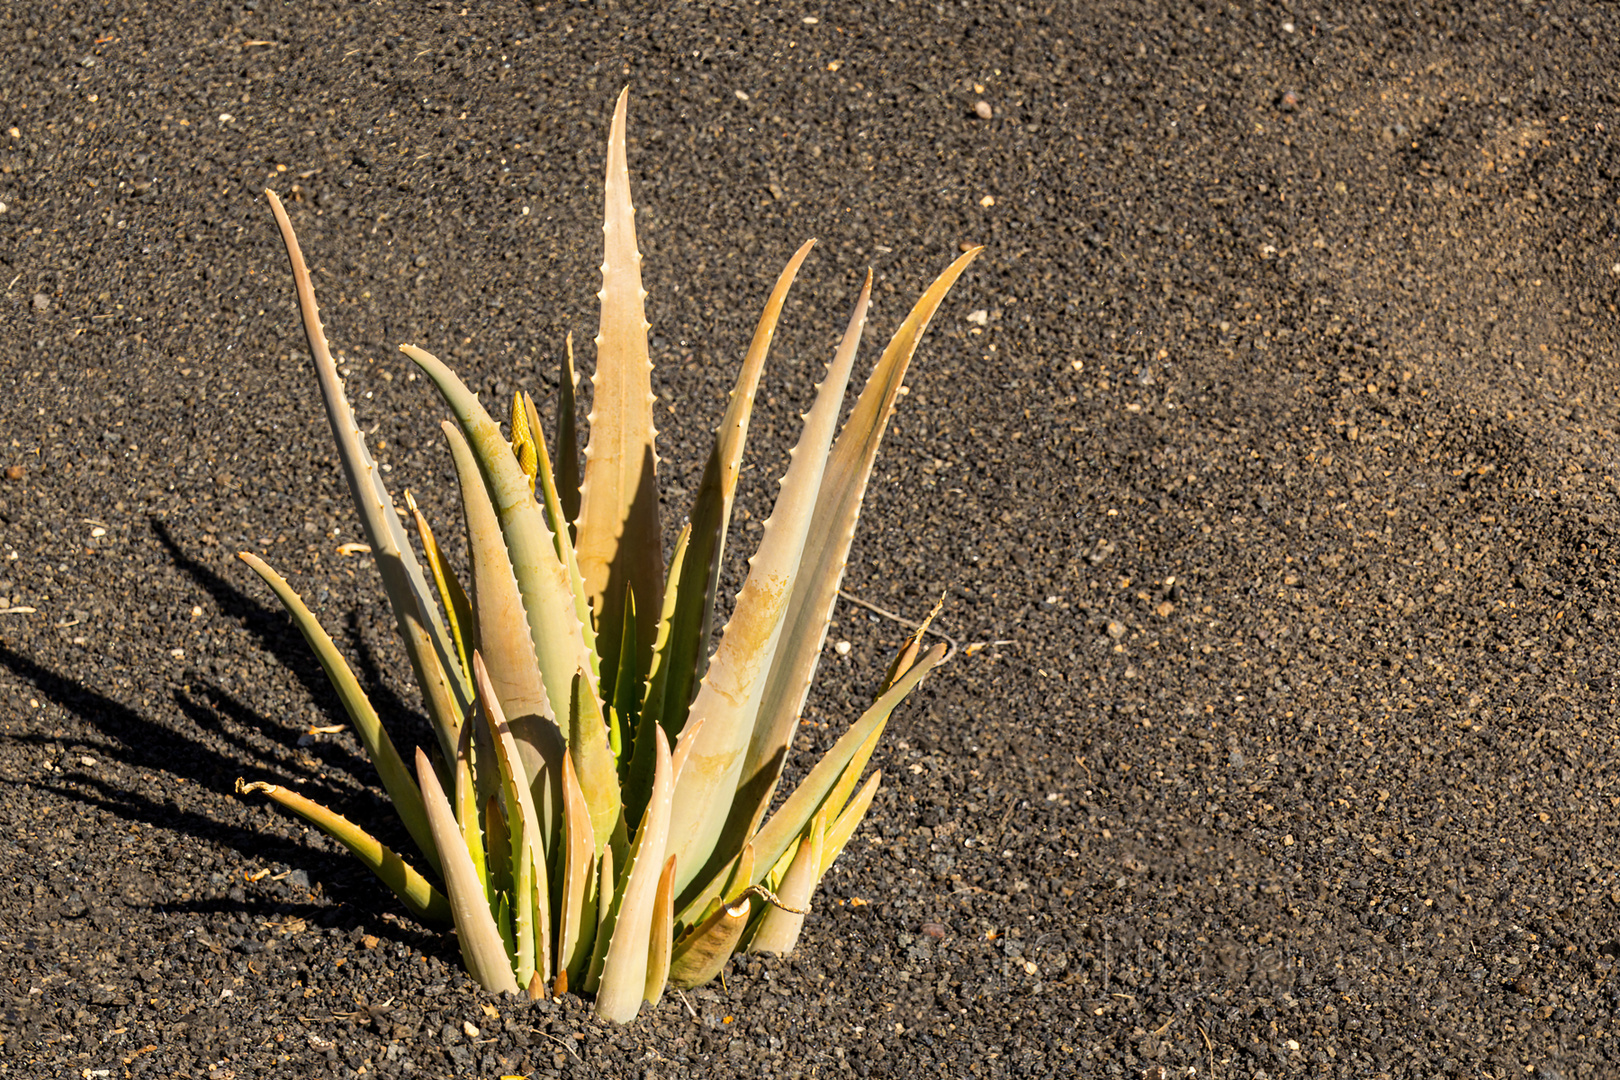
[
  {"xmin": 414, "ymin": 747, "xmax": 520, "ymax": 994},
  {"xmin": 632, "ymin": 521, "xmax": 690, "ymax": 830},
  {"xmin": 819, "ymin": 768, "xmax": 882, "ymax": 879},
  {"xmin": 586, "ymin": 841, "xmax": 615, "ymax": 992},
  {"xmin": 237, "ymin": 780, "xmax": 450, "ymax": 925},
  {"xmin": 404, "ymin": 491, "xmax": 475, "ymax": 689},
  {"xmin": 453, "ymin": 720, "xmax": 487, "ymax": 905},
  {"xmin": 522, "ymin": 389, "xmax": 598, "ymax": 673},
  {"xmin": 402, "ymin": 344, "xmax": 600, "ymax": 745},
  {"xmin": 557, "ymin": 332, "xmax": 582, "ymax": 535},
  {"xmin": 576, "ymin": 87, "xmax": 664, "ymax": 699},
  {"xmin": 493, "ymin": 890, "xmax": 517, "ymax": 973},
  {"xmin": 567, "ymin": 670, "xmax": 624, "ymax": 857},
  {"xmin": 441, "ymin": 422, "xmax": 564, "ymax": 853},
  {"xmin": 476, "ymin": 651, "xmax": 549, "ymax": 988},
  {"xmin": 556, "ymin": 749, "xmax": 599, "ymax": 985},
  {"xmin": 665, "ymin": 271, "xmax": 873, "ymax": 904},
  {"xmin": 265, "ymin": 191, "xmax": 470, "ymax": 764},
  {"xmin": 485, "ymin": 794, "xmax": 513, "ymax": 907},
  {"xmin": 607, "ymin": 590, "xmax": 640, "ymax": 773},
  {"xmin": 238, "ymin": 553, "xmax": 440, "ymax": 878}
]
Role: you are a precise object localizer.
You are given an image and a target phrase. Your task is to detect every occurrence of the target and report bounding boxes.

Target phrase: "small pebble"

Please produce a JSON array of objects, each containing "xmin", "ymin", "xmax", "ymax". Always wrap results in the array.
[
  {"xmin": 973, "ymin": 100, "xmax": 993, "ymax": 120},
  {"xmin": 1280, "ymin": 89, "xmax": 1299, "ymax": 111},
  {"xmin": 32, "ymin": 294, "xmax": 50, "ymax": 312},
  {"xmin": 4, "ymin": 465, "xmax": 24, "ymax": 481}
]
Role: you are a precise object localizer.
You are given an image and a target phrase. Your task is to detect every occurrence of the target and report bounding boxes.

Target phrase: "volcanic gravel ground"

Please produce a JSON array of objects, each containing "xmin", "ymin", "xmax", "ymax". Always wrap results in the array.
[{"xmin": 3, "ymin": 1, "xmax": 1620, "ymax": 1077}]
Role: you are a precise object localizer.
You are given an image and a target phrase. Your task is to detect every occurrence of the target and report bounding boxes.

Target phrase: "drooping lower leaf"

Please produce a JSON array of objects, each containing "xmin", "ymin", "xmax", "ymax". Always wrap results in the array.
[
  {"xmin": 238, "ymin": 552, "xmax": 440, "ymax": 878},
  {"xmin": 236, "ymin": 780, "xmax": 450, "ymax": 925}
]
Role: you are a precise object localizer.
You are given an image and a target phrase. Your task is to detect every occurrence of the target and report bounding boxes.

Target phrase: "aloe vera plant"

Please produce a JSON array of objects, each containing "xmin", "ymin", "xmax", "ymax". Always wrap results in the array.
[{"xmin": 235, "ymin": 89, "xmax": 979, "ymax": 1021}]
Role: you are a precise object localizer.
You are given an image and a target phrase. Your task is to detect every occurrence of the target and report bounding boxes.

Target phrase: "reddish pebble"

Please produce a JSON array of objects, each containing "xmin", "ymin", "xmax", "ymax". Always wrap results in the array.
[{"xmin": 922, "ymin": 922, "xmax": 947, "ymax": 939}]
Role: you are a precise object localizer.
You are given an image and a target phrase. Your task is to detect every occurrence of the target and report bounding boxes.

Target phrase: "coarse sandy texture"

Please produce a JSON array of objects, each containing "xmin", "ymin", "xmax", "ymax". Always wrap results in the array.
[{"xmin": 3, "ymin": 1, "xmax": 1620, "ymax": 1077}]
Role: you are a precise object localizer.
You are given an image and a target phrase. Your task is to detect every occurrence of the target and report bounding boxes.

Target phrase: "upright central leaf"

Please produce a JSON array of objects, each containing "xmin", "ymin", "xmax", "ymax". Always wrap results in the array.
[{"xmin": 577, "ymin": 88, "xmax": 664, "ymax": 693}]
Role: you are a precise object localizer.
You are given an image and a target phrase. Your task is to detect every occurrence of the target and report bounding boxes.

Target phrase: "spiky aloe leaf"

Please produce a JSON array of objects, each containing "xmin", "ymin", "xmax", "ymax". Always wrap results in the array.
[
  {"xmin": 237, "ymin": 780, "xmax": 450, "ymax": 925},
  {"xmin": 401, "ymin": 344, "xmax": 600, "ymax": 745},
  {"xmin": 475, "ymin": 652, "xmax": 550, "ymax": 988},
  {"xmin": 405, "ymin": 491, "xmax": 476, "ymax": 685},
  {"xmin": 485, "ymin": 794, "xmax": 512, "ymax": 907},
  {"xmin": 510, "ymin": 389, "xmax": 595, "ymax": 675},
  {"xmin": 453, "ymin": 719, "xmax": 488, "ymax": 905},
  {"xmin": 629, "ymin": 521, "xmax": 690, "ymax": 830},
  {"xmin": 557, "ymin": 332, "xmax": 582, "ymax": 532},
  {"xmin": 746, "ymin": 810, "xmax": 824, "ymax": 955},
  {"xmin": 556, "ymin": 749, "xmax": 599, "ymax": 984},
  {"xmin": 238, "ymin": 552, "xmax": 440, "ymax": 878},
  {"xmin": 666, "ymin": 272, "xmax": 873, "ymax": 903},
  {"xmin": 589, "ymin": 725, "xmax": 673, "ymax": 1023},
  {"xmin": 442, "ymin": 422, "xmax": 564, "ymax": 853},
  {"xmin": 522, "ymin": 390, "xmax": 597, "ymax": 669},
  {"xmin": 649, "ymin": 239, "xmax": 816, "ymax": 741},
  {"xmin": 728, "ymin": 248, "xmax": 983, "ymax": 850},
  {"xmin": 414, "ymin": 747, "xmax": 519, "ymax": 994},
  {"xmin": 607, "ymin": 591, "xmax": 639, "ymax": 767},
  {"xmin": 593, "ymin": 842, "xmax": 616, "ymax": 973},
  {"xmin": 645, "ymin": 855, "xmax": 677, "ymax": 1007},
  {"xmin": 265, "ymin": 191, "xmax": 469, "ymax": 764},
  {"xmin": 576, "ymin": 87, "xmax": 663, "ymax": 696},
  {"xmin": 561, "ymin": 671, "xmax": 624, "ymax": 861}
]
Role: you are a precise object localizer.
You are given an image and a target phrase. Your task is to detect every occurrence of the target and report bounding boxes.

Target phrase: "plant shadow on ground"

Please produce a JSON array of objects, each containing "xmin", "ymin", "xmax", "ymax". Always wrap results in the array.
[{"xmin": 0, "ymin": 521, "xmax": 450, "ymax": 948}]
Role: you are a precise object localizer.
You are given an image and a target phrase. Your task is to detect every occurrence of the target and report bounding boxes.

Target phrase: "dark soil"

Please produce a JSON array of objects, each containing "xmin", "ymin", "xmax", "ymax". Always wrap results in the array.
[{"xmin": 4, "ymin": 1, "xmax": 1620, "ymax": 1077}]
